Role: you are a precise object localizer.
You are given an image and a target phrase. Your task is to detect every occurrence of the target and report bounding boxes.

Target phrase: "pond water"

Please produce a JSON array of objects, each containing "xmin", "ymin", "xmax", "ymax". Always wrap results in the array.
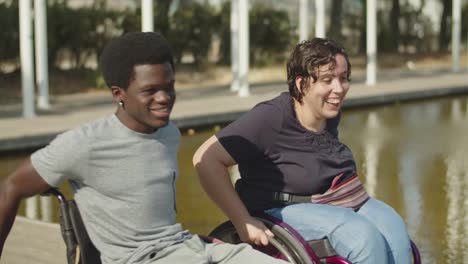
[{"xmin": 1, "ymin": 95, "xmax": 467, "ymax": 264}]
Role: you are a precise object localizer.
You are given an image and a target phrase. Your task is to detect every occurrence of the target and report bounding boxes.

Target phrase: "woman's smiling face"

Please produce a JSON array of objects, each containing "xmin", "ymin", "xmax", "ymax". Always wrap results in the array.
[{"xmin": 297, "ymin": 54, "xmax": 350, "ymax": 124}]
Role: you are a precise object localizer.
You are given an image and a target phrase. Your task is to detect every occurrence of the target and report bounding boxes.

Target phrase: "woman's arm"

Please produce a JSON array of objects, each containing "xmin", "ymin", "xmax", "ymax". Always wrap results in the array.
[{"xmin": 193, "ymin": 135, "xmax": 274, "ymax": 246}]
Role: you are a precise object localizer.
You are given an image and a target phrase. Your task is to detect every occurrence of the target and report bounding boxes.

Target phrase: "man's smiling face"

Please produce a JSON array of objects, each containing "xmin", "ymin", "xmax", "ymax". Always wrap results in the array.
[{"xmin": 114, "ymin": 62, "xmax": 176, "ymax": 134}]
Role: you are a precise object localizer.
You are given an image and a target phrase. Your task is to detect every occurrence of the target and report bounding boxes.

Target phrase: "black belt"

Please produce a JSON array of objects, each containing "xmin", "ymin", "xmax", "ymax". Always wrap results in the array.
[
  {"xmin": 272, "ymin": 190, "xmax": 367, "ymax": 211},
  {"xmin": 272, "ymin": 191, "xmax": 311, "ymax": 203}
]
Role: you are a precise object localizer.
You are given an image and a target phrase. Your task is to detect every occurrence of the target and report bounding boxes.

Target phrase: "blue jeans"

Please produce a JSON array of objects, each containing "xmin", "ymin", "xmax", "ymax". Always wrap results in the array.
[{"xmin": 264, "ymin": 198, "xmax": 411, "ymax": 264}]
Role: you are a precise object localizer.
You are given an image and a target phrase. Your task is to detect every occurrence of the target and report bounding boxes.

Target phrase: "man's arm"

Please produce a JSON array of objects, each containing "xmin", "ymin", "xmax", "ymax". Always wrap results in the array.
[
  {"xmin": 193, "ymin": 135, "xmax": 274, "ymax": 246},
  {"xmin": 0, "ymin": 157, "xmax": 50, "ymax": 257}
]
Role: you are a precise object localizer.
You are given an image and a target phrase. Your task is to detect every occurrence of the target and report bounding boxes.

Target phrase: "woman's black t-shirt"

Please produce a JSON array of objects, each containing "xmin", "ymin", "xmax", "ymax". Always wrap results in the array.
[{"xmin": 216, "ymin": 92, "xmax": 357, "ymax": 212}]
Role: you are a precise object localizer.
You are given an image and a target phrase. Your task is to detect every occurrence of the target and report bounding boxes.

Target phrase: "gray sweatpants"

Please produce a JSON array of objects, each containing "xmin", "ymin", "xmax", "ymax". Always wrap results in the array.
[{"xmin": 147, "ymin": 235, "xmax": 287, "ymax": 264}]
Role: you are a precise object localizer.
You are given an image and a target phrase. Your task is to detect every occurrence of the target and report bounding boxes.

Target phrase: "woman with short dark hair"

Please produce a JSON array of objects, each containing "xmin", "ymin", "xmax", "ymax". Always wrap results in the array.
[{"xmin": 193, "ymin": 38, "xmax": 412, "ymax": 264}]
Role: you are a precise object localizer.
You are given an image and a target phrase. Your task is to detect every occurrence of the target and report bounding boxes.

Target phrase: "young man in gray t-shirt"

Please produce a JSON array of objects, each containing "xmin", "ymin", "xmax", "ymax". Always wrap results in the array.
[{"xmin": 0, "ymin": 32, "xmax": 285, "ymax": 264}]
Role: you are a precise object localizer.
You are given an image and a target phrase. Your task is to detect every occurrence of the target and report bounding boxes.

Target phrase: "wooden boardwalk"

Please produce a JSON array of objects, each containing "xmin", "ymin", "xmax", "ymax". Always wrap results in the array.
[
  {"xmin": 2, "ymin": 217, "xmax": 65, "ymax": 264},
  {"xmin": 1, "ymin": 69, "xmax": 468, "ymax": 152}
]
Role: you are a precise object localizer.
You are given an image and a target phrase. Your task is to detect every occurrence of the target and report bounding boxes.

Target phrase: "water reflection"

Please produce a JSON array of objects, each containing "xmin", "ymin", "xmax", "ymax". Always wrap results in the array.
[
  {"xmin": 398, "ymin": 101, "xmax": 440, "ymax": 263},
  {"xmin": 362, "ymin": 111, "xmax": 382, "ymax": 197},
  {"xmin": 1, "ymin": 95, "xmax": 468, "ymax": 264},
  {"xmin": 443, "ymin": 99, "xmax": 468, "ymax": 263},
  {"xmin": 339, "ymin": 96, "xmax": 468, "ymax": 264}
]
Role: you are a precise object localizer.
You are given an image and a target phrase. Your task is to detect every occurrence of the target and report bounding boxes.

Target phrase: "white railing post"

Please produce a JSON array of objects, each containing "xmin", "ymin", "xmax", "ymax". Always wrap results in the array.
[
  {"xmin": 25, "ymin": 196, "xmax": 39, "ymax": 220},
  {"xmin": 141, "ymin": 0, "xmax": 154, "ymax": 32},
  {"xmin": 299, "ymin": 0, "xmax": 309, "ymax": 41},
  {"xmin": 315, "ymin": 0, "xmax": 325, "ymax": 38},
  {"xmin": 40, "ymin": 196, "xmax": 53, "ymax": 222},
  {"xmin": 451, "ymin": 0, "xmax": 461, "ymax": 72},
  {"xmin": 366, "ymin": 0, "xmax": 377, "ymax": 86},
  {"xmin": 230, "ymin": 0, "xmax": 240, "ymax": 92},
  {"xmin": 19, "ymin": 0, "xmax": 36, "ymax": 118},
  {"xmin": 35, "ymin": 0, "xmax": 50, "ymax": 109},
  {"xmin": 238, "ymin": 0, "xmax": 249, "ymax": 97}
]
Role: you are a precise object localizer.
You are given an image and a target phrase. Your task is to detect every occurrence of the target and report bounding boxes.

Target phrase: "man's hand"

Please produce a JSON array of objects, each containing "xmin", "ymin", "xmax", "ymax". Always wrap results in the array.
[{"xmin": 234, "ymin": 216, "xmax": 274, "ymax": 246}]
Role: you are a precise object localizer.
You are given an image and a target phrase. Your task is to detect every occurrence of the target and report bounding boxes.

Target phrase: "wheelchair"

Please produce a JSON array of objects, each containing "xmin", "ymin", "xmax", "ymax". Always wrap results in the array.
[
  {"xmin": 43, "ymin": 188, "xmax": 421, "ymax": 264},
  {"xmin": 42, "ymin": 188, "xmax": 101, "ymax": 264},
  {"xmin": 209, "ymin": 213, "xmax": 422, "ymax": 264},
  {"xmin": 40, "ymin": 188, "xmax": 225, "ymax": 264}
]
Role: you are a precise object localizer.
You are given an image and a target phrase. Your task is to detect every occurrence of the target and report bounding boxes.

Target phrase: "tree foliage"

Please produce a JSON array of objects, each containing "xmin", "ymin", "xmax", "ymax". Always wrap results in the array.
[
  {"xmin": 0, "ymin": 1, "xmax": 19, "ymax": 62},
  {"xmin": 217, "ymin": 2, "xmax": 293, "ymax": 66},
  {"xmin": 169, "ymin": 1, "xmax": 217, "ymax": 65},
  {"xmin": 1, "ymin": 0, "xmax": 467, "ymax": 74},
  {"xmin": 249, "ymin": 3, "xmax": 293, "ymax": 65}
]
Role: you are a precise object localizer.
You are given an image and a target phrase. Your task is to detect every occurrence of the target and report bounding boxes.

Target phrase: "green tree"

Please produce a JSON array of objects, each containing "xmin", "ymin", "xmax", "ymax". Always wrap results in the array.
[
  {"xmin": 0, "ymin": 1, "xmax": 19, "ymax": 64},
  {"xmin": 216, "ymin": 1, "xmax": 231, "ymax": 65},
  {"xmin": 329, "ymin": 0, "xmax": 344, "ymax": 43},
  {"xmin": 168, "ymin": 1, "xmax": 217, "ymax": 66},
  {"xmin": 358, "ymin": 0, "xmax": 366, "ymax": 53},
  {"xmin": 398, "ymin": 2, "xmax": 434, "ymax": 53},
  {"xmin": 463, "ymin": 3, "xmax": 468, "ymax": 47},
  {"xmin": 438, "ymin": 0, "xmax": 451, "ymax": 51},
  {"xmin": 249, "ymin": 4, "xmax": 293, "ymax": 66},
  {"xmin": 47, "ymin": 0, "xmax": 74, "ymax": 66},
  {"xmin": 389, "ymin": 0, "xmax": 401, "ymax": 51},
  {"xmin": 217, "ymin": 2, "xmax": 293, "ymax": 66}
]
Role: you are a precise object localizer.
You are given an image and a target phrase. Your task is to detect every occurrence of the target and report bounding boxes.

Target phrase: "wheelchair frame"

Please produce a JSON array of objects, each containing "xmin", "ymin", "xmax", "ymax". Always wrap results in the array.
[
  {"xmin": 42, "ymin": 188, "xmax": 101, "ymax": 264},
  {"xmin": 210, "ymin": 213, "xmax": 350, "ymax": 264},
  {"xmin": 210, "ymin": 213, "xmax": 422, "ymax": 264},
  {"xmin": 43, "ymin": 188, "xmax": 421, "ymax": 264}
]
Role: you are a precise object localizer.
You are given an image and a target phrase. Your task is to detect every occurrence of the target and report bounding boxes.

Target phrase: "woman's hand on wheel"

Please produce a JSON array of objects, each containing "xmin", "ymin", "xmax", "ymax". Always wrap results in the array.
[{"xmin": 235, "ymin": 216, "xmax": 275, "ymax": 246}]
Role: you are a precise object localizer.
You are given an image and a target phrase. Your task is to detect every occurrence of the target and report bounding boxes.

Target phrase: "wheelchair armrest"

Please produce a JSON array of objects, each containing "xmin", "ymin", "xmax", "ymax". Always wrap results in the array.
[{"xmin": 41, "ymin": 187, "xmax": 67, "ymax": 203}]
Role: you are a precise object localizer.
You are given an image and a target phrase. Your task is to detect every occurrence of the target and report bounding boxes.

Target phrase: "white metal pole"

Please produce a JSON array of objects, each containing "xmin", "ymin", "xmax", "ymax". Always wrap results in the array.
[
  {"xmin": 366, "ymin": 0, "xmax": 377, "ymax": 86},
  {"xmin": 451, "ymin": 0, "xmax": 461, "ymax": 72},
  {"xmin": 141, "ymin": 0, "xmax": 154, "ymax": 32},
  {"xmin": 40, "ymin": 196, "xmax": 52, "ymax": 222},
  {"xmin": 315, "ymin": 0, "xmax": 325, "ymax": 38},
  {"xmin": 35, "ymin": 0, "xmax": 50, "ymax": 109},
  {"xmin": 364, "ymin": 111, "xmax": 381, "ymax": 197},
  {"xmin": 19, "ymin": 0, "xmax": 36, "ymax": 118},
  {"xmin": 25, "ymin": 197, "xmax": 39, "ymax": 220},
  {"xmin": 299, "ymin": 0, "xmax": 309, "ymax": 41},
  {"xmin": 238, "ymin": 0, "xmax": 249, "ymax": 97},
  {"xmin": 230, "ymin": 0, "xmax": 240, "ymax": 92}
]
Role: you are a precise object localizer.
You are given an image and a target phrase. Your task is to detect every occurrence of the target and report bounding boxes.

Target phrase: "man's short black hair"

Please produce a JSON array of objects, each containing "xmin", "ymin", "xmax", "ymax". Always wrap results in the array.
[{"xmin": 99, "ymin": 32, "xmax": 174, "ymax": 90}]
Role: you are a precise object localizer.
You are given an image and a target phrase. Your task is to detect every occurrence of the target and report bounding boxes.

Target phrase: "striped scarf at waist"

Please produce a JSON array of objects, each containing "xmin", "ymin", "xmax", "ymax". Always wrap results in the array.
[{"xmin": 311, "ymin": 174, "xmax": 369, "ymax": 210}]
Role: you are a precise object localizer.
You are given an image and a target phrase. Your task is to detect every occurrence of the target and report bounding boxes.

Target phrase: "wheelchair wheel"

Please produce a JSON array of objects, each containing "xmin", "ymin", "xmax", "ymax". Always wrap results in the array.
[
  {"xmin": 410, "ymin": 240, "xmax": 421, "ymax": 264},
  {"xmin": 209, "ymin": 217, "xmax": 316, "ymax": 264}
]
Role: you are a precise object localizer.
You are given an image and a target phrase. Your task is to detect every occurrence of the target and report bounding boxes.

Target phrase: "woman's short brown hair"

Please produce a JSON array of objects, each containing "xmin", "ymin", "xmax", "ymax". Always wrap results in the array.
[{"xmin": 287, "ymin": 38, "xmax": 351, "ymax": 103}]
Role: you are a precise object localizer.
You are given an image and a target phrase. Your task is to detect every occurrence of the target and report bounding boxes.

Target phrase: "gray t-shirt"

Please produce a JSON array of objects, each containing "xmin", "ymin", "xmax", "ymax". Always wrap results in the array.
[{"xmin": 31, "ymin": 114, "xmax": 191, "ymax": 264}]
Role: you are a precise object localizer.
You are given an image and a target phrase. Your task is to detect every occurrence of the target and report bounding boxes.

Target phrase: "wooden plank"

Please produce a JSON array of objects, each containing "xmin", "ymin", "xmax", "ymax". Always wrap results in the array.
[{"xmin": 2, "ymin": 216, "xmax": 66, "ymax": 264}]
